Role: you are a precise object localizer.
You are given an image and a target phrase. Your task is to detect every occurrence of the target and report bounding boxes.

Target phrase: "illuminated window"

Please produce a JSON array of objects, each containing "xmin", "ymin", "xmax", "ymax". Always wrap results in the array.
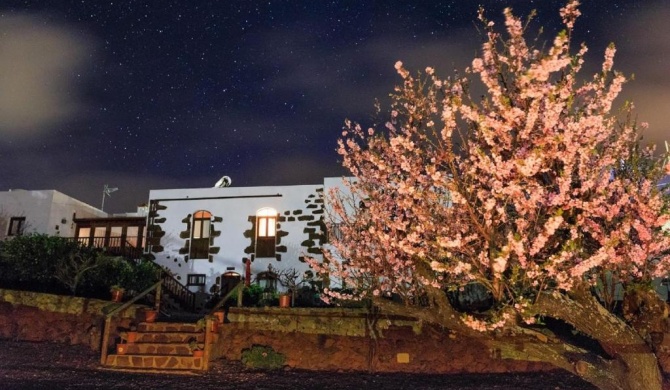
[
  {"xmin": 126, "ymin": 226, "xmax": 139, "ymax": 247},
  {"xmin": 109, "ymin": 226, "xmax": 123, "ymax": 247},
  {"xmin": 255, "ymin": 208, "xmax": 277, "ymax": 258},
  {"xmin": 94, "ymin": 227, "xmax": 106, "ymax": 247},
  {"xmin": 191, "ymin": 210, "xmax": 212, "ymax": 259},
  {"xmin": 7, "ymin": 217, "xmax": 26, "ymax": 236},
  {"xmin": 77, "ymin": 227, "xmax": 91, "ymax": 245}
]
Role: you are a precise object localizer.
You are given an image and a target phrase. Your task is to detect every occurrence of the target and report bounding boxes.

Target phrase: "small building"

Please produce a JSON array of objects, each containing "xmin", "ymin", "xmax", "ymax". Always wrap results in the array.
[
  {"xmin": 0, "ymin": 189, "xmax": 108, "ymax": 240},
  {"xmin": 145, "ymin": 179, "xmax": 343, "ymax": 293}
]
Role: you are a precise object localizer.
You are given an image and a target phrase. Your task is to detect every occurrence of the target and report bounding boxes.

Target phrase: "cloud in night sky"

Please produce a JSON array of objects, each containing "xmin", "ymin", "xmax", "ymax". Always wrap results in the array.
[
  {"xmin": 0, "ymin": 1, "xmax": 667, "ymax": 213},
  {"xmin": 0, "ymin": 15, "xmax": 92, "ymax": 137}
]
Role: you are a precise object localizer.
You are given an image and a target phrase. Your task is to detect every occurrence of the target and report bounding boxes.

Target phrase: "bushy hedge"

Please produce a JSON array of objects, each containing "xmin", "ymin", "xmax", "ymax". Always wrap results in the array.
[{"xmin": 0, "ymin": 234, "xmax": 159, "ymax": 299}]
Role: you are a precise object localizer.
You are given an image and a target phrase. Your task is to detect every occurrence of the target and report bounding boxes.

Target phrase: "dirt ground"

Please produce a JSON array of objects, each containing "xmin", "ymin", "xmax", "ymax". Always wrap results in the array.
[{"xmin": 0, "ymin": 339, "xmax": 601, "ymax": 390}]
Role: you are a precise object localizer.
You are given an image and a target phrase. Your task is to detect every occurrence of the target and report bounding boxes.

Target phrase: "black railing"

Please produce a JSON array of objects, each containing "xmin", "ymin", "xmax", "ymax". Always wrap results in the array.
[{"xmin": 161, "ymin": 271, "xmax": 197, "ymax": 311}]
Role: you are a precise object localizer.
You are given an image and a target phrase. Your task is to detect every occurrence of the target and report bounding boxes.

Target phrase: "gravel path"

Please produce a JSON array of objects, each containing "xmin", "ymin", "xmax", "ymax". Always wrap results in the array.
[{"xmin": 0, "ymin": 340, "xmax": 598, "ymax": 389}]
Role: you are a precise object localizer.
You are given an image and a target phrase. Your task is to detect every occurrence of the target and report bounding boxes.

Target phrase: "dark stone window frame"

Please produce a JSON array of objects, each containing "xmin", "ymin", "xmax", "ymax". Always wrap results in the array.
[{"xmin": 7, "ymin": 217, "xmax": 26, "ymax": 236}]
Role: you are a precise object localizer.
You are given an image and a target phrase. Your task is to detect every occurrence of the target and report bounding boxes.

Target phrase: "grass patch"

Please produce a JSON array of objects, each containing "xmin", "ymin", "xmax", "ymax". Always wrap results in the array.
[{"xmin": 241, "ymin": 345, "xmax": 286, "ymax": 370}]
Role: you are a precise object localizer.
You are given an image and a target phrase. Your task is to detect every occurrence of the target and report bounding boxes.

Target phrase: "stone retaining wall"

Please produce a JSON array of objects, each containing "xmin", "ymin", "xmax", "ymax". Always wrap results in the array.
[
  {"xmin": 0, "ymin": 288, "xmax": 143, "ymax": 351},
  {"xmin": 219, "ymin": 307, "xmax": 670, "ymax": 374},
  {"xmin": 216, "ymin": 307, "xmax": 552, "ymax": 374},
  {"xmin": 5, "ymin": 289, "xmax": 670, "ymax": 375}
]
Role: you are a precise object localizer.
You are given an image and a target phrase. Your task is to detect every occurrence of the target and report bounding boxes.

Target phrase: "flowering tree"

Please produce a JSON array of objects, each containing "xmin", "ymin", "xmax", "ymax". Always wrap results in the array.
[{"xmin": 314, "ymin": 2, "xmax": 670, "ymax": 389}]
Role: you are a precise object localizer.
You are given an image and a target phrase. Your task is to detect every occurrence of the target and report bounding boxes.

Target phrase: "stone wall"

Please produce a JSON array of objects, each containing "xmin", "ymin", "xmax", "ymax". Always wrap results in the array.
[
  {"xmin": 219, "ymin": 307, "xmax": 670, "ymax": 374},
  {"xmin": 0, "ymin": 289, "xmax": 143, "ymax": 351},
  {"xmin": 5, "ymin": 290, "xmax": 670, "ymax": 376},
  {"xmin": 215, "ymin": 307, "xmax": 553, "ymax": 374}
]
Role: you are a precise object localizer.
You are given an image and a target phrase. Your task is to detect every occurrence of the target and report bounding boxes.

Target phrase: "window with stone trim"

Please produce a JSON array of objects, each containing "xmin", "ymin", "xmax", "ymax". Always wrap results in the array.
[
  {"xmin": 7, "ymin": 217, "xmax": 26, "ymax": 236},
  {"xmin": 191, "ymin": 210, "xmax": 212, "ymax": 259},
  {"xmin": 255, "ymin": 207, "xmax": 277, "ymax": 258}
]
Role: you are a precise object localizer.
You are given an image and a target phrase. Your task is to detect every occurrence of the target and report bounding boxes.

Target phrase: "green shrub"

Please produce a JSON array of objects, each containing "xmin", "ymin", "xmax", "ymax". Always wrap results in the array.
[
  {"xmin": 240, "ymin": 345, "xmax": 285, "ymax": 370},
  {"xmin": 79, "ymin": 256, "xmax": 133, "ymax": 298},
  {"xmin": 126, "ymin": 257, "xmax": 161, "ymax": 294},
  {"xmin": 52, "ymin": 246, "xmax": 104, "ymax": 295},
  {"xmin": 0, "ymin": 234, "xmax": 81, "ymax": 293},
  {"xmin": 79, "ymin": 256, "xmax": 160, "ymax": 299},
  {"xmin": 242, "ymin": 284, "xmax": 264, "ymax": 306},
  {"xmin": 0, "ymin": 233, "xmax": 161, "ymax": 299}
]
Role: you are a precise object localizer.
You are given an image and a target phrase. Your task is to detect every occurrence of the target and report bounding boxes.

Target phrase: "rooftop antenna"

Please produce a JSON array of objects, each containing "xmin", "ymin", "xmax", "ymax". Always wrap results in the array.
[{"xmin": 101, "ymin": 184, "xmax": 118, "ymax": 212}]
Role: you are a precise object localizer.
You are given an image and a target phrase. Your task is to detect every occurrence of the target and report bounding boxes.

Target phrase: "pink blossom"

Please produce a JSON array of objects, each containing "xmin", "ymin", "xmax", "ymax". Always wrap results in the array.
[{"xmin": 318, "ymin": 1, "xmax": 670, "ymax": 345}]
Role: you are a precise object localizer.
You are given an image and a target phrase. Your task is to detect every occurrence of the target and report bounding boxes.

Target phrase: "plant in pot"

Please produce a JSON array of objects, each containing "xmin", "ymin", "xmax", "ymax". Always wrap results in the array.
[
  {"xmin": 212, "ymin": 310, "xmax": 225, "ymax": 324},
  {"xmin": 196, "ymin": 316, "xmax": 219, "ymax": 333},
  {"xmin": 140, "ymin": 307, "xmax": 159, "ymax": 323},
  {"xmin": 110, "ymin": 285, "xmax": 125, "ymax": 302},
  {"xmin": 279, "ymin": 267, "xmax": 307, "ymax": 307},
  {"xmin": 119, "ymin": 325, "xmax": 138, "ymax": 342},
  {"xmin": 278, "ymin": 293, "xmax": 291, "ymax": 308},
  {"xmin": 117, "ymin": 325, "xmax": 138, "ymax": 354},
  {"xmin": 188, "ymin": 337, "xmax": 205, "ymax": 358}
]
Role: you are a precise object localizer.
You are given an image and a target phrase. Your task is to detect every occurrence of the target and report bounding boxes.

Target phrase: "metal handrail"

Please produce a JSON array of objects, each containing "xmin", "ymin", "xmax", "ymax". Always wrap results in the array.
[
  {"xmin": 100, "ymin": 280, "xmax": 162, "ymax": 365},
  {"xmin": 208, "ymin": 281, "xmax": 244, "ymax": 315}
]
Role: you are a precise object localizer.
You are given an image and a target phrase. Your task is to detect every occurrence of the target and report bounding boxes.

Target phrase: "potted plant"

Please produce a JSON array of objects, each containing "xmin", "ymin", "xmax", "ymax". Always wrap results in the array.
[
  {"xmin": 119, "ymin": 326, "xmax": 137, "ymax": 344},
  {"xmin": 196, "ymin": 316, "xmax": 219, "ymax": 333},
  {"xmin": 188, "ymin": 337, "xmax": 205, "ymax": 358},
  {"xmin": 279, "ymin": 267, "xmax": 306, "ymax": 307},
  {"xmin": 140, "ymin": 307, "xmax": 158, "ymax": 323},
  {"xmin": 117, "ymin": 325, "xmax": 137, "ymax": 354},
  {"xmin": 278, "ymin": 293, "xmax": 291, "ymax": 308},
  {"xmin": 213, "ymin": 310, "xmax": 224, "ymax": 324},
  {"xmin": 110, "ymin": 285, "xmax": 125, "ymax": 302}
]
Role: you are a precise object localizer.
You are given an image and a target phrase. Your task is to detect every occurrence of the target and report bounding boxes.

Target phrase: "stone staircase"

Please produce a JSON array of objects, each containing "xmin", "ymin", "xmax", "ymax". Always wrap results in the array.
[{"xmin": 104, "ymin": 321, "xmax": 208, "ymax": 372}]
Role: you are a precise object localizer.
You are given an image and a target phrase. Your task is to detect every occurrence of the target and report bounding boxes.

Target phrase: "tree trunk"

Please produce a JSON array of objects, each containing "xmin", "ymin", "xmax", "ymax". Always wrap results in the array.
[
  {"xmin": 373, "ymin": 283, "xmax": 664, "ymax": 390},
  {"xmin": 532, "ymin": 287, "xmax": 663, "ymax": 390},
  {"xmin": 615, "ymin": 352, "xmax": 662, "ymax": 390}
]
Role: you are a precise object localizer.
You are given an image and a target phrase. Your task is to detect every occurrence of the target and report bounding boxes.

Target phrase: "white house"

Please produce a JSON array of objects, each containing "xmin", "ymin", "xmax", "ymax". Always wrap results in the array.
[
  {"xmin": 0, "ymin": 189, "xmax": 108, "ymax": 240},
  {"xmin": 146, "ymin": 180, "xmax": 338, "ymax": 293}
]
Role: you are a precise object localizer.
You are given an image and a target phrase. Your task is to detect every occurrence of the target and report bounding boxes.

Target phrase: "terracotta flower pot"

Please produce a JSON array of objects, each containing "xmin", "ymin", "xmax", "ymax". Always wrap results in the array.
[
  {"xmin": 143, "ymin": 309, "xmax": 158, "ymax": 323},
  {"xmin": 193, "ymin": 350, "xmax": 204, "ymax": 358},
  {"xmin": 125, "ymin": 331, "xmax": 138, "ymax": 344},
  {"xmin": 279, "ymin": 294, "xmax": 291, "ymax": 308},
  {"xmin": 110, "ymin": 289, "xmax": 124, "ymax": 302}
]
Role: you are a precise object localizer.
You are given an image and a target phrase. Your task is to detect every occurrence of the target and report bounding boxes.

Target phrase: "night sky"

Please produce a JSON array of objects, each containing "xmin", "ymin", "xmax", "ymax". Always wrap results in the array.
[{"xmin": 1, "ymin": 1, "xmax": 668, "ymax": 213}]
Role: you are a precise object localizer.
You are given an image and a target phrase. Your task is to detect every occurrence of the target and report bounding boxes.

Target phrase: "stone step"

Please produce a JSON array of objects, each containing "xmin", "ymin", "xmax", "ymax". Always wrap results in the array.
[
  {"xmin": 115, "ymin": 342, "xmax": 192, "ymax": 356},
  {"xmin": 134, "ymin": 331, "xmax": 204, "ymax": 344},
  {"xmin": 137, "ymin": 322, "xmax": 200, "ymax": 333},
  {"xmin": 105, "ymin": 354, "xmax": 204, "ymax": 370}
]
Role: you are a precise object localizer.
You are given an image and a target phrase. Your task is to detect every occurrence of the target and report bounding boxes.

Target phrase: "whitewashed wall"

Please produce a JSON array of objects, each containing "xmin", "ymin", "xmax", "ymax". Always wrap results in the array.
[
  {"xmin": 0, "ymin": 190, "xmax": 107, "ymax": 240},
  {"xmin": 147, "ymin": 184, "xmax": 326, "ymax": 292}
]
